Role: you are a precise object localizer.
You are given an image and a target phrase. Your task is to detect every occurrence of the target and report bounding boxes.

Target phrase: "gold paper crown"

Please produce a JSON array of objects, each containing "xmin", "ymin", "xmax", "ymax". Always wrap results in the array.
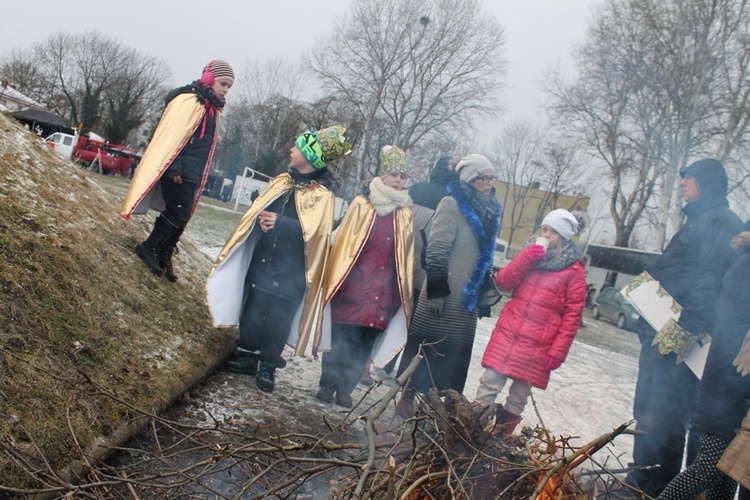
[
  {"xmin": 379, "ymin": 145, "xmax": 410, "ymax": 176},
  {"xmin": 317, "ymin": 125, "xmax": 352, "ymax": 164}
]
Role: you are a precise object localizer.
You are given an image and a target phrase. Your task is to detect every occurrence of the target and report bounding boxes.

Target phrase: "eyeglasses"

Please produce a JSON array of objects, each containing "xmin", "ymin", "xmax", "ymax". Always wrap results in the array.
[{"xmin": 475, "ymin": 175, "xmax": 496, "ymax": 183}]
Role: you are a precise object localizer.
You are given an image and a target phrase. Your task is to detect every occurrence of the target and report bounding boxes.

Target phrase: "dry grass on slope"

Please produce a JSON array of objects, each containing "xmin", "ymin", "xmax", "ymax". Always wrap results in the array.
[{"xmin": 0, "ymin": 113, "xmax": 235, "ymax": 488}]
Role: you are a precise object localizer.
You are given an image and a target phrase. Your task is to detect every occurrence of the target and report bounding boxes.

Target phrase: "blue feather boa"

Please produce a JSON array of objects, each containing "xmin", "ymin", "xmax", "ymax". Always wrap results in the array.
[{"xmin": 446, "ymin": 181, "xmax": 502, "ymax": 311}]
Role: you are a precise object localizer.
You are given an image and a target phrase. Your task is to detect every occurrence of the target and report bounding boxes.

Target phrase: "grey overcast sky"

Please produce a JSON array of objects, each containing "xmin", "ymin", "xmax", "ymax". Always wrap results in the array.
[{"xmin": 1, "ymin": 0, "xmax": 596, "ymax": 125}]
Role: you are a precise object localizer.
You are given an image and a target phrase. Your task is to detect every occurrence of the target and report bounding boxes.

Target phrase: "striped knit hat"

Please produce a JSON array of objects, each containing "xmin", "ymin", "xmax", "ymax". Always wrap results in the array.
[{"xmin": 200, "ymin": 60, "xmax": 235, "ymax": 85}]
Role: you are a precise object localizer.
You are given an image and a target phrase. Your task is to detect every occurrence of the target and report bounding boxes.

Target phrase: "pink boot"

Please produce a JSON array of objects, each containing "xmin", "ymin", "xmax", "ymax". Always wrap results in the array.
[{"xmin": 495, "ymin": 405, "xmax": 522, "ymax": 436}]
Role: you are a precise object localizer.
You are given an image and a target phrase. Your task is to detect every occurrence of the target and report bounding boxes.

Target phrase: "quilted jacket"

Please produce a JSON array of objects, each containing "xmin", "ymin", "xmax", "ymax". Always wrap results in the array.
[{"xmin": 481, "ymin": 248, "xmax": 587, "ymax": 389}]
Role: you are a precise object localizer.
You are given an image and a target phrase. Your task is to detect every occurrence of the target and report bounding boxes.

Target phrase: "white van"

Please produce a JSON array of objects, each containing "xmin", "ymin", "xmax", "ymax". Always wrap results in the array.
[
  {"xmin": 493, "ymin": 238, "xmax": 511, "ymax": 269},
  {"xmin": 44, "ymin": 132, "xmax": 76, "ymax": 159}
]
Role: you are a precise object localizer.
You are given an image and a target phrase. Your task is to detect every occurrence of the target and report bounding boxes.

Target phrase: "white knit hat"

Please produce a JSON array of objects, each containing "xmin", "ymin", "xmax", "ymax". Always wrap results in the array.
[
  {"xmin": 455, "ymin": 154, "xmax": 494, "ymax": 183},
  {"xmin": 542, "ymin": 209, "xmax": 578, "ymax": 240}
]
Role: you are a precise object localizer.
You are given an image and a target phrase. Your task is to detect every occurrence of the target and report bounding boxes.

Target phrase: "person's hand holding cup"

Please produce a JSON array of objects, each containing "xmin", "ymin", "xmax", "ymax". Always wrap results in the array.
[{"xmin": 528, "ymin": 237, "xmax": 549, "ymax": 260}]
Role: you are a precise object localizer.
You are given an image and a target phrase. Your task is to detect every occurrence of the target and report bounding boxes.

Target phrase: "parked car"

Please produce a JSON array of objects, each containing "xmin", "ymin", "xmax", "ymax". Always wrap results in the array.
[
  {"xmin": 592, "ymin": 286, "xmax": 640, "ymax": 331},
  {"xmin": 492, "ymin": 238, "xmax": 510, "ymax": 269}
]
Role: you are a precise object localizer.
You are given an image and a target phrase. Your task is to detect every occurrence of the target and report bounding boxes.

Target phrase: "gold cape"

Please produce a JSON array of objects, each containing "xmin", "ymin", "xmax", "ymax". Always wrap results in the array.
[
  {"xmin": 322, "ymin": 195, "xmax": 414, "ymax": 339},
  {"xmin": 118, "ymin": 93, "xmax": 220, "ymax": 220},
  {"xmin": 206, "ymin": 173, "xmax": 335, "ymax": 356}
]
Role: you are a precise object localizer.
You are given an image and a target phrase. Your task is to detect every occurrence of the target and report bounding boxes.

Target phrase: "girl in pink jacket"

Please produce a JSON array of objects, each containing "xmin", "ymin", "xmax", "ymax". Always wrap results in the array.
[{"xmin": 474, "ymin": 209, "xmax": 587, "ymax": 435}]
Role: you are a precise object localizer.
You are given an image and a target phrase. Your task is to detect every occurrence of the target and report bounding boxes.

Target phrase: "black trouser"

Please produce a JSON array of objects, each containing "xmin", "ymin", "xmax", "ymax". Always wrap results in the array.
[
  {"xmin": 319, "ymin": 324, "xmax": 380, "ymax": 399},
  {"xmin": 657, "ymin": 432, "xmax": 737, "ymax": 500},
  {"xmin": 237, "ymin": 287, "xmax": 298, "ymax": 369},
  {"xmin": 157, "ymin": 176, "xmax": 197, "ymax": 233},
  {"xmin": 627, "ymin": 331, "xmax": 700, "ymax": 496}
]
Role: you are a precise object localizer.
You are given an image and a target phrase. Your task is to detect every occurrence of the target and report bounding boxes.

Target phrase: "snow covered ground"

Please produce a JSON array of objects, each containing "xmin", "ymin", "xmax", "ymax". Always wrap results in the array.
[
  {"xmin": 192, "ymin": 240, "xmax": 640, "ymax": 469},
  {"xmin": 178, "ymin": 201, "xmax": 641, "ymax": 474}
]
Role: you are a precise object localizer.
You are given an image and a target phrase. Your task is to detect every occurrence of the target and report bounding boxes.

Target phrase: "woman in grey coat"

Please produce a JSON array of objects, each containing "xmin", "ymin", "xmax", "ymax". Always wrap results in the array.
[{"xmin": 396, "ymin": 154, "xmax": 501, "ymax": 418}]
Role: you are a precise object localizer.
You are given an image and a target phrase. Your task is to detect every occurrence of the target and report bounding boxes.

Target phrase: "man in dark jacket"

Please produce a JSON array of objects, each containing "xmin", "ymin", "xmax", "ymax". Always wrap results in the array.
[
  {"xmin": 409, "ymin": 156, "xmax": 458, "ymax": 306},
  {"xmin": 655, "ymin": 220, "xmax": 750, "ymax": 500},
  {"xmin": 623, "ymin": 159, "xmax": 743, "ymax": 497},
  {"xmin": 409, "ymin": 156, "xmax": 457, "ymax": 211}
]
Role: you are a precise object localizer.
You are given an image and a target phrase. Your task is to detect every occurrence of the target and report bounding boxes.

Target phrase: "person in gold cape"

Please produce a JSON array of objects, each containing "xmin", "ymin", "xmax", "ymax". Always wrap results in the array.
[
  {"xmin": 119, "ymin": 59, "xmax": 234, "ymax": 283},
  {"xmin": 315, "ymin": 145, "xmax": 414, "ymax": 408},
  {"xmin": 207, "ymin": 126, "xmax": 351, "ymax": 392}
]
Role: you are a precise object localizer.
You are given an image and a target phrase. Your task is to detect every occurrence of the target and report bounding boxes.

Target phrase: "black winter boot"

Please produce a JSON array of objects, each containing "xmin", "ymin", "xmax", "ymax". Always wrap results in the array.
[
  {"xmin": 226, "ymin": 353, "xmax": 259, "ymax": 376},
  {"xmin": 315, "ymin": 385, "xmax": 335, "ymax": 404},
  {"xmin": 159, "ymin": 228, "xmax": 183, "ymax": 283},
  {"xmin": 134, "ymin": 218, "xmax": 172, "ymax": 276},
  {"xmin": 256, "ymin": 363, "xmax": 276, "ymax": 392}
]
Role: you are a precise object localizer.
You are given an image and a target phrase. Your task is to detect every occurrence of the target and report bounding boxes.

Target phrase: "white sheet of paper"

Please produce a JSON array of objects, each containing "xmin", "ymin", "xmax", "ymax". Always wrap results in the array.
[
  {"xmin": 682, "ymin": 341, "xmax": 710, "ymax": 379},
  {"xmin": 622, "ymin": 279, "xmax": 681, "ymax": 331},
  {"xmin": 622, "ymin": 274, "xmax": 708, "ymax": 379}
]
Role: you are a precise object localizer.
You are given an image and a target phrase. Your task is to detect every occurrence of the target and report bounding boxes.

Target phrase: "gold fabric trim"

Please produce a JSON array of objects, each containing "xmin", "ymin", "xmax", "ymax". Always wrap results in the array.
[
  {"xmin": 210, "ymin": 173, "xmax": 335, "ymax": 355},
  {"xmin": 318, "ymin": 196, "xmax": 414, "ymax": 352},
  {"xmin": 119, "ymin": 93, "xmax": 217, "ymax": 219}
]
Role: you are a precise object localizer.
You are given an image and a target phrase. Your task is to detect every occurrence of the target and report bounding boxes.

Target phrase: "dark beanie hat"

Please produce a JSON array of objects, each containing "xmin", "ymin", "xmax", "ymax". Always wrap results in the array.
[{"xmin": 679, "ymin": 158, "xmax": 728, "ymax": 199}]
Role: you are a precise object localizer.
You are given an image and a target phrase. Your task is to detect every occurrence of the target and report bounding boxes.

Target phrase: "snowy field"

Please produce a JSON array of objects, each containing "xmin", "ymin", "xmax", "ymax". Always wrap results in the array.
[
  {"xmin": 141, "ymin": 198, "xmax": 642, "ymax": 482},
  {"xmin": 185, "ymin": 221, "xmax": 641, "ymax": 472}
]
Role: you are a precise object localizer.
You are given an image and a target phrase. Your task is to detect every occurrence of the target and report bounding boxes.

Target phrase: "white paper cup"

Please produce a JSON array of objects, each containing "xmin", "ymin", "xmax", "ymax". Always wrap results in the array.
[{"xmin": 535, "ymin": 236, "xmax": 550, "ymax": 250}]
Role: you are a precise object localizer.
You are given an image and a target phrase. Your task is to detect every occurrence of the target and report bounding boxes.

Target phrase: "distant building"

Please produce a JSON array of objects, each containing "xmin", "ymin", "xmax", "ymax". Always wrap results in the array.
[
  {"xmin": 493, "ymin": 180, "xmax": 589, "ymax": 257},
  {"xmin": 0, "ymin": 82, "xmax": 45, "ymax": 112}
]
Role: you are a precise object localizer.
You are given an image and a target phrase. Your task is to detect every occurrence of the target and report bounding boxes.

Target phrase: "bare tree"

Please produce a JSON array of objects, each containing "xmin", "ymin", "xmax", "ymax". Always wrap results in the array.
[
  {"xmin": 30, "ymin": 32, "xmax": 119, "ymax": 134},
  {"xmin": 547, "ymin": 0, "xmax": 750, "ymax": 249},
  {"xmin": 310, "ymin": 0, "xmax": 506, "ymax": 191},
  {"xmin": 2, "ymin": 31, "xmax": 171, "ymax": 142},
  {"xmin": 100, "ymin": 47, "xmax": 172, "ymax": 145},
  {"xmin": 0, "ymin": 49, "xmax": 48, "ymax": 104},
  {"xmin": 241, "ymin": 58, "xmax": 307, "ymax": 167},
  {"xmin": 538, "ymin": 142, "xmax": 591, "ymax": 208},
  {"xmin": 545, "ymin": 33, "xmax": 663, "ymax": 249},
  {"xmin": 492, "ymin": 122, "xmax": 546, "ymax": 246}
]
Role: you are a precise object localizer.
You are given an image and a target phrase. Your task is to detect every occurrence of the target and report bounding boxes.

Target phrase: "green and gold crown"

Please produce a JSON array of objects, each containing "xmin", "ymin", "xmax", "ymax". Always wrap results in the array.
[
  {"xmin": 379, "ymin": 145, "xmax": 410, "ymax": 176},
  {"xmin": 295, "ymin": 125, "xmax": 352, "ymax": 169}
]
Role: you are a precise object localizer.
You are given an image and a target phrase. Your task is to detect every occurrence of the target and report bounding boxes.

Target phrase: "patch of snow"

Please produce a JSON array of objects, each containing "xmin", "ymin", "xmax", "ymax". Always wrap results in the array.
[
  {"xmin": 180, "ymin": 207, "xmax": 640, "ymax": 471},
  {"xmin": 143, "ymin": 337, "xmax": 184, "ymax": 369}
]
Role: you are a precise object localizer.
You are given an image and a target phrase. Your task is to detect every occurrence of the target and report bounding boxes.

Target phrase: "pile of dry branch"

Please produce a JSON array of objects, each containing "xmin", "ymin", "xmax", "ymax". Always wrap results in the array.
[{"xmin": 0, "ymin": 357, "xmax": 638, "ymax": 499}]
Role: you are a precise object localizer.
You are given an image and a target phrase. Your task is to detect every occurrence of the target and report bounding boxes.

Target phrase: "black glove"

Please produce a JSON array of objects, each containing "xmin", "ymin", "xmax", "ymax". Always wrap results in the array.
[{"xmin": 429, "ymin": 297, "xmax": 445, "ymax": 316}]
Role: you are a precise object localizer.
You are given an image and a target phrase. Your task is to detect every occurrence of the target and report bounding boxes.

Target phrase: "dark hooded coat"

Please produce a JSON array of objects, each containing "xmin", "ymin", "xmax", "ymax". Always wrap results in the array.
[
  {"xmin": 692, "ymin": 227, "xmax": 750, "ymax": 440},
  {"xmin": 627, "ymin": 158, "xmax": 743, "ymax": 496},
  {"xmin": 409, "ymin": 156, "xmax": 458, "ymax": 293},
  {"xmin": 409, "ymin": 156, "xmax": 457, "ymax": 210},
  {"xmin": 645, "ymin": 159, "xmax": 743, "ymax": 338}
]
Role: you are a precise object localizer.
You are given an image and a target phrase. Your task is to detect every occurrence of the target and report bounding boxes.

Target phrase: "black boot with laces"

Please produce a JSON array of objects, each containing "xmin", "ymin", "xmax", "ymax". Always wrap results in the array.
[{"xmin": 256, "ymin": 363, "xmax": 276, "ymax": 392}]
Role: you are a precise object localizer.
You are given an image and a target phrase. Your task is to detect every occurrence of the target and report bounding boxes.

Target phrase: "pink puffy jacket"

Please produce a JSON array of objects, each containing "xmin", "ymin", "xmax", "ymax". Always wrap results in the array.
[{"xmin": 481, "ymin": 247, "xmax": 587, "ymax": 389}]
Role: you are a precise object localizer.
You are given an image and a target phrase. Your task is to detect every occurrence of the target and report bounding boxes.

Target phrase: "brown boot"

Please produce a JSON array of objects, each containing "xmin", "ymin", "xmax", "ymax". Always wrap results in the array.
[
  {"xmin": 396, "ymin": 389, "xmax": 416, "ymax": 419},
  {"xmin": 494, "ymin": 405, "xmax": 522, "ymax": 436}
]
